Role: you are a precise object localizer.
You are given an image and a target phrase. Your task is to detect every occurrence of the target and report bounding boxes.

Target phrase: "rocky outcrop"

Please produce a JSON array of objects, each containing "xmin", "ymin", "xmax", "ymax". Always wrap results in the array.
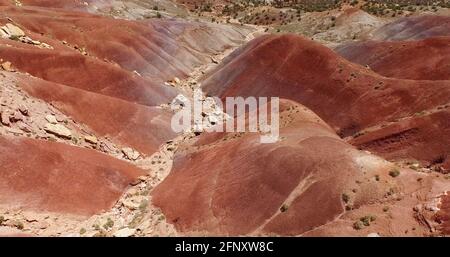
[
  {"xmin": 44, "ymin": 123, "xmax": 72, "ymax": 139},
  {"xmin": 1, "ymin": 23, "xmax": 52, "ymax": 48},
  {"xmin": 372, "ymin": 15, "xmax": 450, "ymax": 41}
]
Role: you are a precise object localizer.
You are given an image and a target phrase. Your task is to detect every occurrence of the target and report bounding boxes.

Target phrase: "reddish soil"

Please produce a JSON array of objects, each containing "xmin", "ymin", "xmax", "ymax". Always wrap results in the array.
[
  {"xmin": 372, "ymin": 15, "xmax": 450, "ymax": 41},
  {"xmin": 201, "ymin": 34, "xmax": 450, "ymax": 166},
  {"xmin": 0, "ymin": 36, "xmax": 177, "ymax": 106},
  {"xmin": 0, "ymin": 2, "xmax": 449, "ymax": 237},
  {"xmin": 0, "ymin": 4, "xmax": 251, "ymax": 154},
  {"xmin": 435, "ymin": 193, "xmax": 450, "ymax": 234},
  {"xmin": 0, "ymin": 2, "xmax": 254, "ymax": 223},
  {"xmin": 350, "ymin": 109, "xmax": 450, "ymax": 170},
  {"xmin": 336, "ymin": 36, "xmax": 450, "ymax": 80},
  {"xmin": 0, "ymin": 5, "xmax": 250, "ymax": 82},
  {"xmin": 0, "ymin": 0, "xmax": 91, "ymax": 10},
  {"xmin": 0, "ymin": 135, "xmax": 144, "ymax": 216},
  {"xmin": 152, "ymin": 100, "xmax": 398, "ymax": 235},
  {"xmin": 12, "ymin": 73, "xmax": 176, "ymax": 155}
]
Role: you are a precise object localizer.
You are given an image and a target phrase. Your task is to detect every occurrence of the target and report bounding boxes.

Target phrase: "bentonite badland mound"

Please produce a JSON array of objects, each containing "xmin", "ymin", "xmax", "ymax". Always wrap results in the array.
[
  {"xmin": 0, "ymin": 0, "xmax": 449, "ymax": 237},
  {"xmin": 202, "ymin": 34, "xmax": 450, "ymax": 170}
]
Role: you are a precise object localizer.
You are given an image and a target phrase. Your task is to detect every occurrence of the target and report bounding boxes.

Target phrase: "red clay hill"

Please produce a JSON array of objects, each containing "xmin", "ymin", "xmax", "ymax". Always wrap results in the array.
[
  {"xmin": 0, "ymin": 4, "xmax": 251, "ymax": 153},
  {"xmin": 152, "ymin": 100, "xmax": 448, "ymax": 236},
  {"xmin": 336, "ymin": 36, "xmax": 450, "ymax": 81},
  {"xmin": 0, "ymin": 135, "xmax": 144, "ymax": 216},
  {"xmin": 0, "ymin": 5, "xmax": 251, "ymax": 101},
  {"xmin": 201, "ymin": 34, "xmax": 450, "ymax": 170},
  {"xmin": 372, "ymin": 15, "xmax": 450, "ymax": 41},
  {"xmin": 0, "ymin": 1, "xmax": 252, "ymax": 221}
]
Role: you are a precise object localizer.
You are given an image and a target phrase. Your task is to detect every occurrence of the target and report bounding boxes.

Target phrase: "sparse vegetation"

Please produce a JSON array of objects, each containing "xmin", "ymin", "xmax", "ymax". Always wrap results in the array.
[
  {"xmin": 93, "ymin": 230, "xmax": 107, "ymax": 237},
  {"xmin": 280, "ymin": 204, "xmax": 289, "ymax": 212},
  {"xmin": 93, "ymin": 223, "xmax": 101, "ymax": 231},
  {"xmin": 71, "ymin": 136, "xmax": 79, "ymax": 144},
  {"xmin": 128, "ymin": 212, "xmax": 145, "ymax": 228},
  {"xmin": 14, "ymin": 221, "xmax": 24, "ymax": 230},
  {"xmin": 350, "ymin": 0, "xmax": 359, "ymax": 6},
  {"xmin": 360, "ymin": 215, "xmax": 376, "ymax": 226},
  {"xmin": 103, "ymin": 218, "xmax": 114, "ymax": 229},
  {"xmin": 389, "ymin": 169, "xmax": 400, "ymax": 177},
  {"xmin": 342, "ymin": 193, "xmax": 350, "ymax": 204},
  {"xmin": 139, "ymin": 199, "xmax": 149, "ymax": 212},
  {"xmin": 353, "ymin": 220, "xmax": 364, "ymax": 230},
  {"xmin": 9, "ymin": 35, "xmax": 21, "ymax": 41},
  {"xmin": 386, "ymin": 187, "xmax": 396, "ymax": 196},
  {"xmin": 362, "ymin": 0, "xmax": 448, "ymax": 17}
]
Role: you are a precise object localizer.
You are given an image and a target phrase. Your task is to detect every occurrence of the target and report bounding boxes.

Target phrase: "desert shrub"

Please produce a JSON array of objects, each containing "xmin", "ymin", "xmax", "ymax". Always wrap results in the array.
[
  {"xmin": 353, "ymin": 221, "xmax": 364, "ymax": 230},
  {"xmin": 360, "ymin": 215, "xmax": 376, "ymax": 226},
  {"xmin": 342, "ymin": 193, "xmax": 350, "ymax": 203},
  {"xmin": 375, "ymin": 175, "xmax": 380, "ymax": 181},
  {"xmin": 350, "ymin": 0, "xmax": 359, "ymax": 6},
  {"xmin": 389, "ymin": 169, "xmax": 400, "ymax": 177},
  {"xmin": 103, "ymin": 218, "xmax": 114, "ymax": 229}
]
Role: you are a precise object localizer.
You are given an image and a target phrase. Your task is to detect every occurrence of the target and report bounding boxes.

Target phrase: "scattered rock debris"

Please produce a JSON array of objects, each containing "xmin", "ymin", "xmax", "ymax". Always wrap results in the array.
[{"xmin": 1, "ymin": 23, "xmax": 52, "ymax": 49}]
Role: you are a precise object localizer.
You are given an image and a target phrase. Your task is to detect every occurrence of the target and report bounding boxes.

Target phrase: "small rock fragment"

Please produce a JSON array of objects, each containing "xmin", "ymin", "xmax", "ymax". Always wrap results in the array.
[
  {"xmin": 44, "ymin": 123, "xmax": 72, "ymax": 139},
  {"xmin": 45, "ymin": 114, "xmax": 58, "ymax": 124},
  {"xmin": 127, "ymin": 188, "xmax": 139, "ymax": 196},
  {"xmin": 84, "ymin": 135, "xmax": 98, "ymax": 145},
  {"xmin": 100, "ymin": 141, "xmax": 115, "ymax": 153},
  {"xmin": 113, "ymin": 227, "xmax": 136, "ymax": 237},
  {"xmin": 10, "ymin": 111, "xmax": 23, "ymax": 123},
  {"xmin": 0, "ymin": 28, "xmax": 8, "ymax": 39},
  {"xmin": 1, "ymin": 111, "xmax": 10, "ymax": 126},
  {"xmin": 122, "ymin": 147, "xmax": 140, "ymax": 160},
  {"xmin": 1, "ymin": 61, "xmax": 15, "ymax": 72},
  {"xmin": 121, "ymin": 198, "xmax": 141, "ymax": 210},
  {"xmin": 18, "ymin": 105, "xmax": 28, "ymax": 116},
  {"xmin": 5, "ymin": 23, "xmax": 25, "ymax": 37},
  {"xmin": 413, "ymin": 204, "xmax": 423, "ymax": 212},
  {"xmin": 137, "ymin": 175, "xmax": 147, "ymax": 182},
  {"xmin": 171, "ymin": 94, "xmax": 189, "ymax": 109},
  {"xmin": 23, "ymin": 213, "xmax": 39, "ymax": 223},
  {"xmin": 18, "ymin": 123, "xmax": 31, "ymax": 133},
  {"xmin": 37, "ymin": 221, "xmax": 49, "ymax": 230}
]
